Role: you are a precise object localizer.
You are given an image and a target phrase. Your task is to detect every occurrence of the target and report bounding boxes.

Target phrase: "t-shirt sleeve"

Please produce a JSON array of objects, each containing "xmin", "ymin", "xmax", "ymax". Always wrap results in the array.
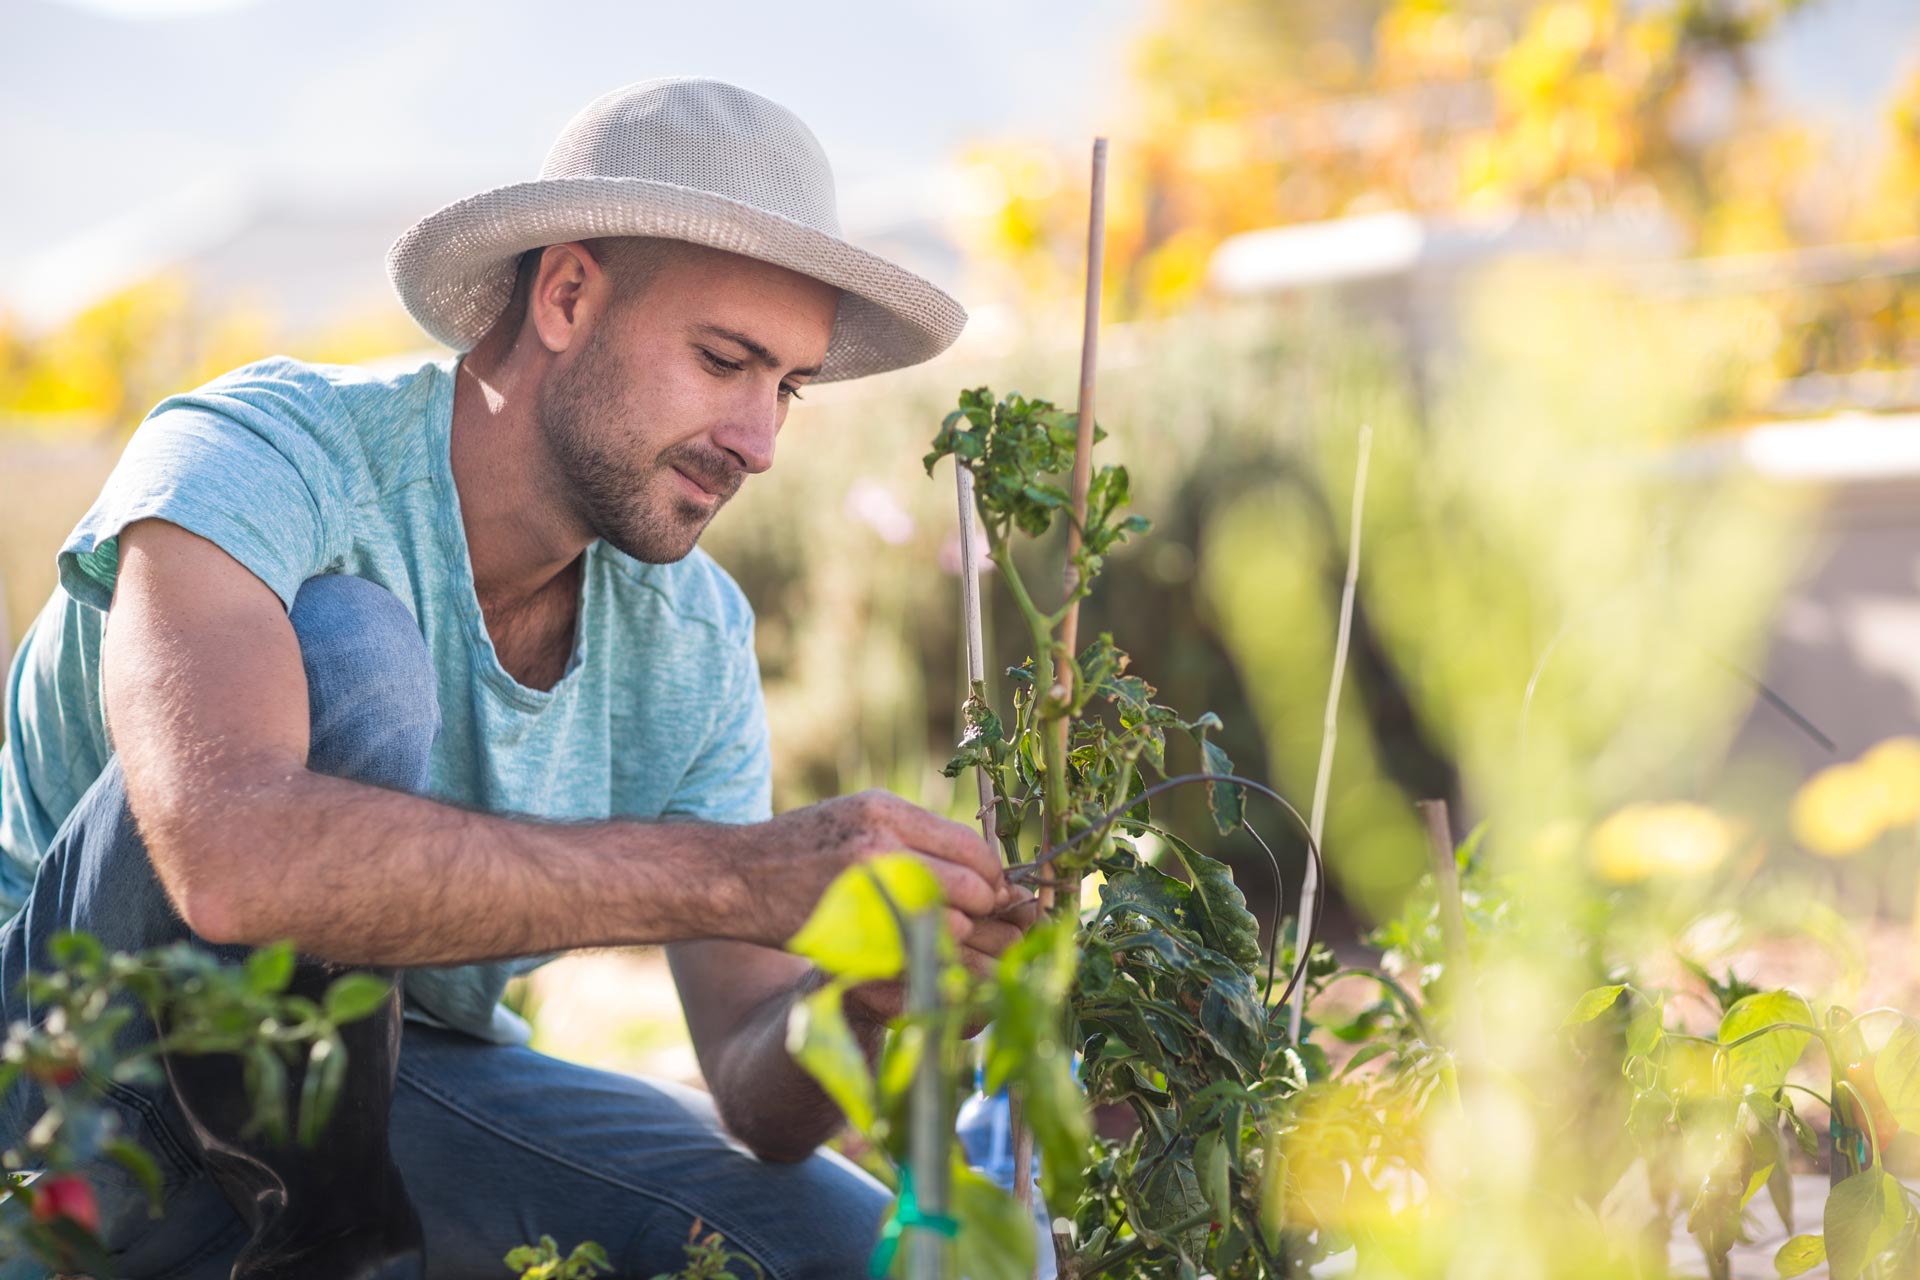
[
  {"xmin": 58, "ymin": 373, "xmax": 350, "ymax": 615},
  {"xmin": 662, "ymin": 620, "xmax": 773, "ymax": 826}
]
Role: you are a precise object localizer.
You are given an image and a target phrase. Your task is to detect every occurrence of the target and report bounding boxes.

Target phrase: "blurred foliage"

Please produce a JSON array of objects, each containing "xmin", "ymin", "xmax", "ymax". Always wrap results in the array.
[
  {"xmin": 954, "ymin": 0, "xmax": 1920, "ymax": 415},
  {"xmin": 0, "ymin": 275, "xmax": 422, "ymax": 436},
  {"xmin": 959, "ymin": 0, "xmax": 1835, "ymax": 315}
]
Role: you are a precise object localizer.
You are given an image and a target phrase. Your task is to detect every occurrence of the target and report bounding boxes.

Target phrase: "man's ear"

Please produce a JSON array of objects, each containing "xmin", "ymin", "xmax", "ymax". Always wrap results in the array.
[{"xmin": 529, "ymin": 242, "xmax": 615, "ymax": 355}]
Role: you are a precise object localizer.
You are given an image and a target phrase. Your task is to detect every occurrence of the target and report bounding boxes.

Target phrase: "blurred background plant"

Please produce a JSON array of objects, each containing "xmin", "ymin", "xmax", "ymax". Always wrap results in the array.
[{"xmin": 9, "ymin": 0, "xmax": 1920, "ymax": 1273}]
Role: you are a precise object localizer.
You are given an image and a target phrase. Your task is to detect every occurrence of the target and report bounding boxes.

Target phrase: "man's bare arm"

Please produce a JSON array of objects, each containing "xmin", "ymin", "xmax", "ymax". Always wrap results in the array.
[
  {"xmin": 104, "ymin": 519, "xmax": 1007, "ymax": 966},
  {"xmin": 669, "ymin": 911, "xmax": 1037, "ymax": 1162}
]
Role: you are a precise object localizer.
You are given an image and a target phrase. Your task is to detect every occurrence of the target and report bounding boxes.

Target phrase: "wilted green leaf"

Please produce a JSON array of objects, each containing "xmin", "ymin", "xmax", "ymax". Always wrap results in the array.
[
  {"xmin": 1196, "ymin": 735, "xmax": 1243, "ymax": 835},
  {"xmin": 788, "ymin": 854, "xmax": 943, "ymax": 982},
  {"xmin": 1721, "ymin": 992, "xmax": 1814, "ymax": 1092},
  {"xmin": 1160, "ymin": 831, "xmax": 1261, "ymax": 970}
]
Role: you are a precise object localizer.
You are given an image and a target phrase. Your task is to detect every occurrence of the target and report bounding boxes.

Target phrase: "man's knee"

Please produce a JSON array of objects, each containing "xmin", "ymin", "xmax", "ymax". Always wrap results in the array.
[{"xmin": 288, "ymin": 575, "xmax": 440, "ymax": 791}]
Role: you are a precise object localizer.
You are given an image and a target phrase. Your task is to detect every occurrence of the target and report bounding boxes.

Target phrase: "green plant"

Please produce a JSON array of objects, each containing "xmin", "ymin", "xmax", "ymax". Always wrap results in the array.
[
  {"xmin": 784, "ymin": 387, "xmax": 1452, "ymax": 1278},
  {"xmin": 1567, "ymin": 967, "xmax": 1920, "ymax": 1279},
  {"xmin": 505, "ymin": 1234, "xmax": 611, "ymax": 1279},
  {"xmin": 0, "ymin": 932, "xmax": 392, "ymax": 1275}
]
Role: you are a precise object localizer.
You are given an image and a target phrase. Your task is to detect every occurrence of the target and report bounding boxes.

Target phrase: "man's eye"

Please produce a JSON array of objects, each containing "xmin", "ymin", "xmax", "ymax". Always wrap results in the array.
[
  {"xmin": 700, "ymin": 349, "xmax": 742, "ymax": 373},
  {"xmin": 780, "ymin": 384, "xmax": 804, "ymax": 402}
]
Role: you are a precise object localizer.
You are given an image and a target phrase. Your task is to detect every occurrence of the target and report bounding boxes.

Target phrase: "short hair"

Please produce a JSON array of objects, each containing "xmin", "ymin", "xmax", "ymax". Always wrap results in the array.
[{"xmin": 493, "ymin": 236, "xmax": 706, "ymax": 339}]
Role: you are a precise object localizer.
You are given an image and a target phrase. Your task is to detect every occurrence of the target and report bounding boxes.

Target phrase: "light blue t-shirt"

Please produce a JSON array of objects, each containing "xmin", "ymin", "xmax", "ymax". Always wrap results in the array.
[{"xmin": 0, "ymin": 353, "xmax": 771, "ymax": 1044}]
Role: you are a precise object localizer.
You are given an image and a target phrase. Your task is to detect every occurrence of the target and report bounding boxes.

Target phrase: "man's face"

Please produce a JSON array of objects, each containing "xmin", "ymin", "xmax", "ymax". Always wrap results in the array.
[{"xmin": 536, "ymin": 246, "xmax": 839, "ymax": 564}]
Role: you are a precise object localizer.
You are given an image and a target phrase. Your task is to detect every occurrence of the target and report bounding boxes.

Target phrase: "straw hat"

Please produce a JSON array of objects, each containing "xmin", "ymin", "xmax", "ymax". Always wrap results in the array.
[{"xmin": 387, "ymin": 77, "xmax": 966, "ymax": 383}]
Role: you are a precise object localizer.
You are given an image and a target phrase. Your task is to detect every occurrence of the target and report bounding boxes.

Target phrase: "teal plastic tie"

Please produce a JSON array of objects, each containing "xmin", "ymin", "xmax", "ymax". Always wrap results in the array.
[{"xmin": 867, "ymin": 1166, "xmax": 960, "ymax": 1277}]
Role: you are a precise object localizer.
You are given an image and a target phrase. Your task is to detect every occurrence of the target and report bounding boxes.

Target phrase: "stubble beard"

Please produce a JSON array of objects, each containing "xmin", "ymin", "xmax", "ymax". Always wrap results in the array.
[{"xmin": 537, "ymin": 324, "xmax": 743, "ymax": 565}]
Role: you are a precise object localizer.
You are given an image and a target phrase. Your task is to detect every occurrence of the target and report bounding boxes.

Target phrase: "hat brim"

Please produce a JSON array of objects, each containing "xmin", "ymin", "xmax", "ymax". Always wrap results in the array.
[{"xmin": 386, "ymin": 176, "xmax": 967, "ymax": 383}]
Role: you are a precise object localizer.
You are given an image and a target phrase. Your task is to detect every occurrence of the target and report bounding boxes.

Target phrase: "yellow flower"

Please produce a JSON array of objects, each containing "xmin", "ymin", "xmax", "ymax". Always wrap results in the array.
[
  {"xmin": 1791, "ymin": 763, "xmax": 1887, "ymax": 858},
  {"xmin": 1859, "ymin": 737, "xmax": 1920, "ymax": 831},
  {"xmin": 1590, "ymin": 802, "xmax": 1734, "ymax": 885}
]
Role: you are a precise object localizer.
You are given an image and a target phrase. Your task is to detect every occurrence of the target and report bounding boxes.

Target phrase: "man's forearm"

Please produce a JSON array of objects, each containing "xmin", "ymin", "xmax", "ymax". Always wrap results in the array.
[
  {"xmin": 167, "ymin": 764, "xmax": 760, "ymax": 966},
  {"xmin": 704, "ymin": 968, "xmax": 888, "ymax": 1163}
]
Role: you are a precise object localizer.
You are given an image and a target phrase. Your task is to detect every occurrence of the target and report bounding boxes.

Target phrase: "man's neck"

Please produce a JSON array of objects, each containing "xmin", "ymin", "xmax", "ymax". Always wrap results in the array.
[{"xmin": 448, "ymin": 343, "xmax": 588, "ymax": 614}]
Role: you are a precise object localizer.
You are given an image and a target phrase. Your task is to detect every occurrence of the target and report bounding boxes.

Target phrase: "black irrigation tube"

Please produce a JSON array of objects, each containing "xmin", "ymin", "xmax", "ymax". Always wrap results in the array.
[{"xmin": 1004, "ymin": 771, "xmax": 1327, "ymax": 1013}]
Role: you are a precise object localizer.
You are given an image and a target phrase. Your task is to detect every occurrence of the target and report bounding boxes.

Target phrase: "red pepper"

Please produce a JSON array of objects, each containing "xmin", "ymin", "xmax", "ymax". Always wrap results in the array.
[{"xmin": 30, "ymin": 1174, "xmax": 99, "ymax": 1235}]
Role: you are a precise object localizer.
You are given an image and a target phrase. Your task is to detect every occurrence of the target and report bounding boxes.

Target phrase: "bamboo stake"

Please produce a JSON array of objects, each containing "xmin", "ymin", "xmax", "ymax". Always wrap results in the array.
[
  {"xmin": 1055, "ymin": 137, "xmax": 1109, "ymax": 694},
  {"xmin": 1042, "ymin": 137, "xmax": 1109, "ymax": 911},
  {"xmin": 957, "ymin": 445, "xmax": 1034, "ymax": 1235},
  {"xmin": 1289, "ymin": 425, "xmax": 1373, "ymax": 1045},
  {"xmin": 955, "ymin": 467, "xmax": 999, "ymax": 856},
  {"xmin": 905, "ymin": 909, "xmax": 950, "ymax": 1279},
  {"xmin": 1017, "ymin": 135, "xmax": 1108, "ymax": 1271},
  {"xmin": 1416, "ymin": 798, "xmax": 1469, "ymax": 974}
]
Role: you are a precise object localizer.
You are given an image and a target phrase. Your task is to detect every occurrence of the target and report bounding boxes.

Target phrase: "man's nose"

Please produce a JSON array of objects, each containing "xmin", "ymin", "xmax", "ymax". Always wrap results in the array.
[{"xmin": 712, "ymin": 397, "xmax": 779, "ymax": 475}]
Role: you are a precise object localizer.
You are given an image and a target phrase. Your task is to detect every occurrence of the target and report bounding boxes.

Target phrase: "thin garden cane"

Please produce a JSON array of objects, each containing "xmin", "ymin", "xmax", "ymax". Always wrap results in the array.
[
  {"xmin": 905, "ymin": 908, "xmax": 951, "ymax": 1280},
  {"xmin": 956, "ymin": 448, "xmax": 1039, "ymax": 1237},
  {"xmin": 1289, "ymin": 424, "xmax": 1373, "ymax": 1046},
  {"xmin": 1033, "ymin": 137, "xmax": 1107, "ymax": 1271}
]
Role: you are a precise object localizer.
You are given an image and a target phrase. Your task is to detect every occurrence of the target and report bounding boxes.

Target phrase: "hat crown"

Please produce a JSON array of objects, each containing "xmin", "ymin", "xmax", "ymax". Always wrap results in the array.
[{"xmin": 540, "ymin": 77, "xmax": 843, "ymax": 238}]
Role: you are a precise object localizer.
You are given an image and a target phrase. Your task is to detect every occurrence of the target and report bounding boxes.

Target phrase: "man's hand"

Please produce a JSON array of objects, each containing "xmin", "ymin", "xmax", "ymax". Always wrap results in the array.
[
  {"xmin": 730, "ymin": 789, "xmax": 1015, "ymax": 952},
  {"xmin": 840, "ymin": 888, "xmax": 1044, "ymax": 1033}
]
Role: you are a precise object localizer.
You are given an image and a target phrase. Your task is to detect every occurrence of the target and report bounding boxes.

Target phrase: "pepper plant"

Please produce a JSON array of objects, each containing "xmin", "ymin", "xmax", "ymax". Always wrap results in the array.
[
  {"xmin": 0, "ymin": 931, "xmax": 391, "ymax": 1275},
  {"xmin": 1567, "ymin": 966, "xmax": 1920, "ymax": 1279}
]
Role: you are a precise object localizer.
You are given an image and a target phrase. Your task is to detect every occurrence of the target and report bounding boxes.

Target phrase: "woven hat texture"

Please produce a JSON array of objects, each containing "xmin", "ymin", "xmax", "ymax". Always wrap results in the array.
[{"xmin": 387, "ymin": 77, "xmax": 966, "ymax": 382}]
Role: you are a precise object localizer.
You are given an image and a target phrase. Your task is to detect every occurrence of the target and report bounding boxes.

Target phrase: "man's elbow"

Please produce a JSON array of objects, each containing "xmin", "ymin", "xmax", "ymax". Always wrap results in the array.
[
  {"xmin": 133, "ymin": 776, "xmax": 293, "ymax": 947},
  {"xmin": 143, "ymin": 820, "xmax": 252, "ymax": 945}
]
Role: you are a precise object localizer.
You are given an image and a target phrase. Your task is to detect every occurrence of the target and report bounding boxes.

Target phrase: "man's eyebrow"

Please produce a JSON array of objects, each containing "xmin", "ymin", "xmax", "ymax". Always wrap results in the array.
[{"xmin": 694, "ymin": 324, "xmax": 823, "ymax": 378}]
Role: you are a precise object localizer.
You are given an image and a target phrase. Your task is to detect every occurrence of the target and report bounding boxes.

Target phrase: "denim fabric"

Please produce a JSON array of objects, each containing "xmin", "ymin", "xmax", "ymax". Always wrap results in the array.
[{"xmin": 0, "ymin": 574, "xmax": 886, "ymax": 1280}]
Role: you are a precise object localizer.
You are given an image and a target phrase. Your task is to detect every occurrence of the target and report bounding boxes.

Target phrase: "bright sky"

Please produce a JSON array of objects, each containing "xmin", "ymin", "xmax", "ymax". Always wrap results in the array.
[
  {"xmin": 2, "ymin": 0, "xmax": 1916, "ymax": 288},
  {"xmin": 1, "ymin": 0, "xmax": 1148, "ymax": 256}
]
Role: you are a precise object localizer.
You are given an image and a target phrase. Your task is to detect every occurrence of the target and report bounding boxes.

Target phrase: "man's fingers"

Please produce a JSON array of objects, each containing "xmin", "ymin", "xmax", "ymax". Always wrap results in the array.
[
  {"xmin": 884, "ymin": 798, "xmax": 1004, "ymax": 888},
  {"xmin": 944, "ymin": 907, "xmax": 977, "ymax": 946},
  {"xmin": 964, "ymin": 917, "xmax": 1024, "ymax": 961},
  {"xmin": 919, "ymin": 856, "xmax": 997, "ymax": 920},
  {"xmin": 991, "ymin": 889, "xmax": 1042, "ymax": 929}
]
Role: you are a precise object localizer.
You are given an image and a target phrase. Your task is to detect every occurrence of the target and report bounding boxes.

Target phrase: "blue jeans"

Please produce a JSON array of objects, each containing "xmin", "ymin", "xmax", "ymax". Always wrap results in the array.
[{"xmin": 0, "ymin": 574, "xmax": 887, "ymax": 1279}]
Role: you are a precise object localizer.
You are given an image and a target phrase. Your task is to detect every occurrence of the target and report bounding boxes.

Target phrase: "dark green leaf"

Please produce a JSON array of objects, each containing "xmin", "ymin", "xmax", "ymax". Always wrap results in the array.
[
  {"xmin": 1162, "ymin": 833, "xmax": 1261, "ymax": 970},
  {"xmin": 244, "ymin": 943, "xmax": 296, "ymax": 995},
  {"xmin": 322, "ymin": 972, "xmax": 393, "ymax": 1025}
]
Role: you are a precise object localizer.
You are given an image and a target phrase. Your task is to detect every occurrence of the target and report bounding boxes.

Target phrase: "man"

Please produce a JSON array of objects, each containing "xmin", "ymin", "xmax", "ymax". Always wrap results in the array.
[{"xmin": 0, "ymin": 77, "xmax": 1029, "ymax": 1278}]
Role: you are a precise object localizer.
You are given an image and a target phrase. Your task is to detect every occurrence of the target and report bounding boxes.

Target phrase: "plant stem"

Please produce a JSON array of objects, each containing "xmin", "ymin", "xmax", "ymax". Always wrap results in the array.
[
  {"xmin": 1291, "ymin": 425, "xmax": 1373, "ymax": 1047},
  {"xmin": 1327, "ymin": 967, "xmax": 1434, "ymax": 1043},
  {"xmin": 1077, "ymin": 1207, "xmax": 1216, "ymax": 1276}
]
